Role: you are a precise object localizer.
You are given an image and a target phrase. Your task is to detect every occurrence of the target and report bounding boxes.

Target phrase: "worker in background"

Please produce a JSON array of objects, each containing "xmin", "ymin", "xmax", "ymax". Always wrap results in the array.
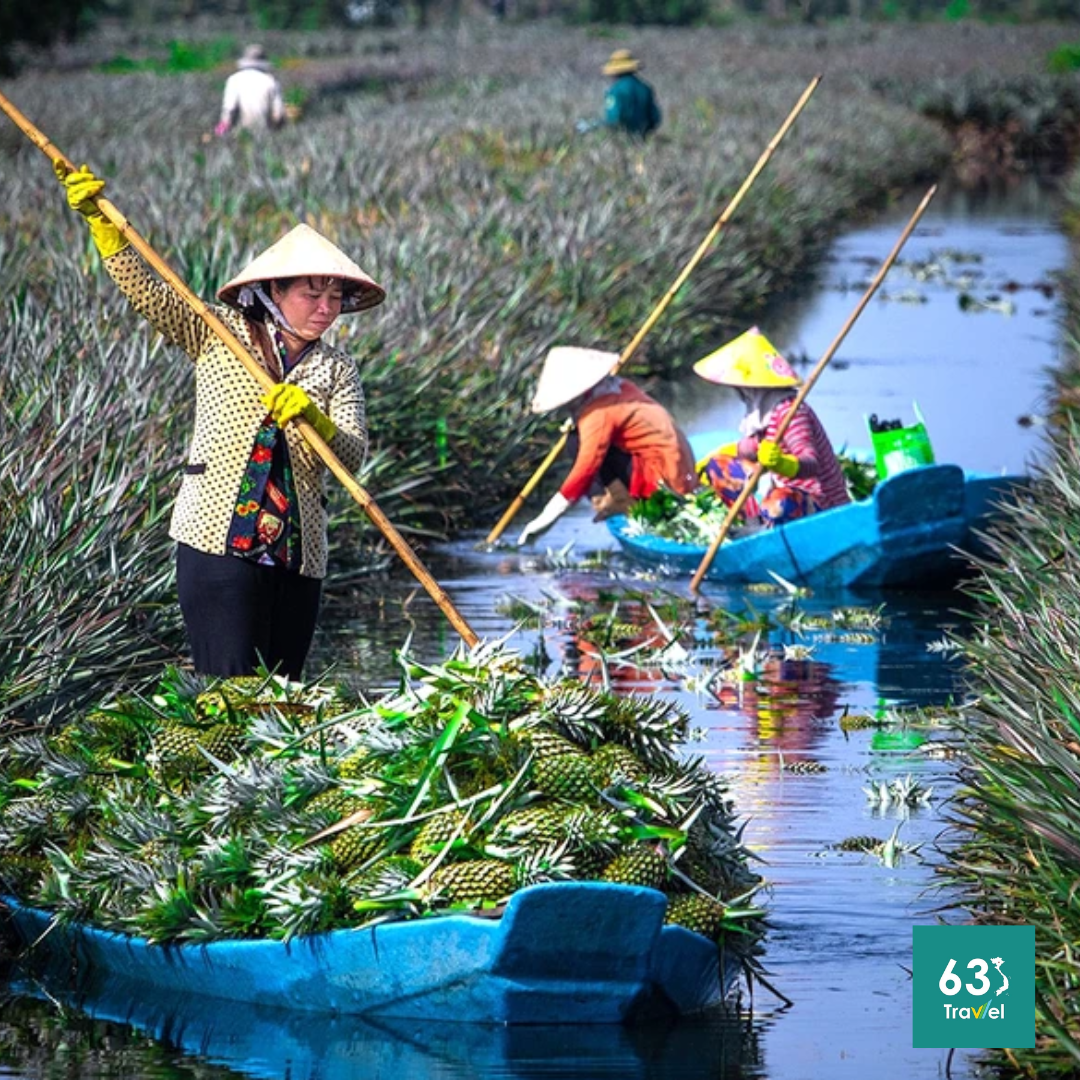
[
  {"xmin": 216, "ymin": 44, "xmax": 286, "ymax": 137},
  {"xmin": 577, "ymin": 49, "xmax": 661, "ymax": 139}
]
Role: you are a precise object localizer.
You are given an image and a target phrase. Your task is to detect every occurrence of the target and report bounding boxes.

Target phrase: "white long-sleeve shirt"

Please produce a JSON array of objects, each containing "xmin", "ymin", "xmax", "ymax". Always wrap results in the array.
[{"xmin": 220, "ymin": 67, "xmax": 285, "ymax": 132}]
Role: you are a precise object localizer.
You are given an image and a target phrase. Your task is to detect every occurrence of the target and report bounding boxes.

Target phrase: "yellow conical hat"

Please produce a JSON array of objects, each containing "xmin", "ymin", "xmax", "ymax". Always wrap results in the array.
[
  {"xmin": 530, "ymin": 346, "xmax": 620, "ymax": 414},
  {"xmin": 693, "ymin": 327, "xmax": 800, "ymax": 388},
  {"xmin": 218, "ymin": 224, "xmax": 385, "ymax": 314}
]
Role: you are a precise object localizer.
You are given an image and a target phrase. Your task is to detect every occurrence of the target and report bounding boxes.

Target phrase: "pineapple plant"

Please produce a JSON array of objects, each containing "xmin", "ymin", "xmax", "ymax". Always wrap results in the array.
[
  {"xmin": 592, "ymin": 742, "xmax": 648, "ymax": 787},
  {"xmin": 532, "ymin": 751, "xmax": 599, "ymax": 801},
  {"xmin": 490, "ymin": 804, "xmax": 567, "ymax": 850},
  {"xmin": 328, "ymin": 825, "xmax": 385, "ymax": 873},
  {"xmin": 429, "ymin": 858, "xmax": 516, "ymax": 905},
  {"xmin": 409, "ymin": 808, "xmax": 468, "ymax": 857},
  {"xmin": 600, "ymin": 846, "xmax": 669, "ymax": 890},
  {"xmin": 665, "ymin": 893, "xmax": 728, "ymax": 941}
]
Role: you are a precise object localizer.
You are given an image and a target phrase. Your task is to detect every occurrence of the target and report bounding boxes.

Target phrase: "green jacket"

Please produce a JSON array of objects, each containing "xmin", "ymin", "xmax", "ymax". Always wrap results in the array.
[{"xmin": 604, "ymin": 74, "xmax": 661, "ymax": 138}]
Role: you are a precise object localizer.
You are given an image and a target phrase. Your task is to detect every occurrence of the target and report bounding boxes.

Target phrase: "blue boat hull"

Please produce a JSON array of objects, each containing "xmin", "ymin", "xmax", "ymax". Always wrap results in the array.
[
  {"xmin": 3, "ymin": 882, "xmax": 734, "ymax": 1024},
  {"xmin": 607, "ymin": 465, "xmax": 1027, "ymax": 590}
]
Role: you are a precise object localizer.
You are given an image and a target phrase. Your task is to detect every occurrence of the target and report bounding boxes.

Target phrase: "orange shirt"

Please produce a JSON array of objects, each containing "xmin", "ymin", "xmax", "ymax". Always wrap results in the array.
[{"xmin": 559, "ymin": 381, "xmax": 698, "ymax": 502}]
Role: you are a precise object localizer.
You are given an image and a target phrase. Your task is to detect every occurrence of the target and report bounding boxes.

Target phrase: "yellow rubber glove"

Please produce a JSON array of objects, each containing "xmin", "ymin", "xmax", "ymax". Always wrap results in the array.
[
  {"xmin": 695, "ymin": 442, "xmax": 739, "ymax": 474},
  {"xmin": 261, "ymin": 384, "xmax": 337, "ymax": 443},
  {"xmin": 758, "ymin": 439, "xmax": 800, "ymax": 479},
  {"xmin": 54, "ymin": 162, "xmax": 129, "ymax": 259}
]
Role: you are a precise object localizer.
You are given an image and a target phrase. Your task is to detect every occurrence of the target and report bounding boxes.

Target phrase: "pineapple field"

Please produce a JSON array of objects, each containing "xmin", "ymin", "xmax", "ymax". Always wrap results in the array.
[{"xmin": 2, "ymin": 18, "xmax": 1074, "ymax": 721}]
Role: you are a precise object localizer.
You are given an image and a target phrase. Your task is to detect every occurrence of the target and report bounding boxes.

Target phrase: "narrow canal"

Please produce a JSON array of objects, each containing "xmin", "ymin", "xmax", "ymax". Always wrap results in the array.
[{"xmin": 0, "ymin": 175, "xmax": 1067, "ymax": 1080}]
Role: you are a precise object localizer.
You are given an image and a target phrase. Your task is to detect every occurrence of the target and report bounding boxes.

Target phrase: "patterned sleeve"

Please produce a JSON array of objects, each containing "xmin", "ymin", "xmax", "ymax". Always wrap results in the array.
[
  {"xmin": 326, "ymin": 353, "xmax": 368, "ymax": 474},
  {"xmin": 102, "ymin": 247, "xmax": 210, "ymax": 362},
  {"xmin": 773, "ymin": 404, "xmax": 821, "ymax": 479}
]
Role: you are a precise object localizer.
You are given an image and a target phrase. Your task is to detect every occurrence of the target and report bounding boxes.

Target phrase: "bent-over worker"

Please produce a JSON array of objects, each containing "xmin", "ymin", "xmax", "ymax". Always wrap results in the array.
[{"xmin": 517, "ymin": 346, "xmax": 697, "ymax": 545}]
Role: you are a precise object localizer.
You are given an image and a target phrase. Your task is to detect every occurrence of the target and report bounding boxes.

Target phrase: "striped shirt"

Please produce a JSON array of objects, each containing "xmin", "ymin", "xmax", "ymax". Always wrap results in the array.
[{"xmin": 748, "ymin": 399, "xmax": 850, "ymax": 510}]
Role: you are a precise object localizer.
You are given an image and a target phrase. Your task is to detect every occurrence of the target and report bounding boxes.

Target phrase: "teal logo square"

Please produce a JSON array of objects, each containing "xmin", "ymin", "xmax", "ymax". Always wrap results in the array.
[{"xmin": 913, "ymin": 925, "xmax": 1034, "ymax": 1048}]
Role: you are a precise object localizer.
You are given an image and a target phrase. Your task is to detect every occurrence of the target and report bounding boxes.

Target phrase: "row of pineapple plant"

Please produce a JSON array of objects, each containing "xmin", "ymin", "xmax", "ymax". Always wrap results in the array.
[{"xmin": 0, "ymin": 641, "xmax": 764, "ymax": 970}]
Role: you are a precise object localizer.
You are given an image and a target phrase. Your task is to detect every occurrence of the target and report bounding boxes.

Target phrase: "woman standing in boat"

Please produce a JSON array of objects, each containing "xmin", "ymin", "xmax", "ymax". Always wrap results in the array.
[
  {"xmin": 517, "ymin": 346, "xmax": 698, "ymax": 545},
  {"xmin": 57, "ymin": 165, "xmax": 385, "ymax": 680},
  {"xmin": 695, "ymin": 327, "xmax": 849, "ymax": 525}
]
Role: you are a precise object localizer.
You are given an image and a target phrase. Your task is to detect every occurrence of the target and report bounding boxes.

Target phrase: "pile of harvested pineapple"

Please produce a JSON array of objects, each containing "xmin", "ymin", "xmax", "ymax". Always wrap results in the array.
[{"xmin": 0, "ymin": 642, "xmax": 764, "ymax": 962}]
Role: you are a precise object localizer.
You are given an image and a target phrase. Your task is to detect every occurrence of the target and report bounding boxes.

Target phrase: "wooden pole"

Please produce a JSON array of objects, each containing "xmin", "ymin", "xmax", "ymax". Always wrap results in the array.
[
  {"xmin": 0, "ymin": 89, "xmax": 481, "ymax": 649},
  {"xmin": 688, "ymin": 184, "xmax": 938, "ymax": 593},
  {"xmin": 484, "ymin": 75, "xmax": 822, "ymax": 546}
]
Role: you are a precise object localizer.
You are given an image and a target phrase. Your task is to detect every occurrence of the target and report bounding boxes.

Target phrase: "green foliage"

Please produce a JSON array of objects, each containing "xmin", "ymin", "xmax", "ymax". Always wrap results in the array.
[
  {"xmin": 627, "ymin": 486, "xmax": 685, "ymax": 526},
  {"xmin": 252, "ymin": 0, "xmax": 348, "ymax": 30},
  {"xmin": 579, "ymin": 0, "xmax": 705, "ymax": 26},
  {"xmin": 1047, "ymin": 42, "xmax": 1080, "ymax": 76},
  {"xmin": 97, "ymin": 36, "xmax": 237, "ymax": 75},
  {"xmin": 627, "ymin": 485, "xmax": 737, "ymax": 545},
  {"xmin": 942, "ymin": 430, "xmax": 1080, "ymax": 1077},
  {"xmin": 837, "ymin": 450, "xmax": 878, "ymax": 501},
  {"xmin": 873, "ymin": 71, "xmax": 1080, "ymax": 158}
]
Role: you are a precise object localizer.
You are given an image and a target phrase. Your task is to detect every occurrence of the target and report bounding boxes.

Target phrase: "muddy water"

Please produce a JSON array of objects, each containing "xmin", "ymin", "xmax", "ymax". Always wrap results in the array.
[{"xmin": 0, "ymin": 176, "xmax": 1066, "ymax": 1079}]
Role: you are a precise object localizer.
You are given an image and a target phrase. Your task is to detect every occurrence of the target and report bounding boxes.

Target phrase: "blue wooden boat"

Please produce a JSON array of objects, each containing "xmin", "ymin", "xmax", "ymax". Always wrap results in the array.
[
  {"xmin": 607, "ymin": 464, "xmax": 1027, "ymax": 590},
  {"xmin": 2, "ymin": 882, "xmax": 735, "ymax": 1024}
]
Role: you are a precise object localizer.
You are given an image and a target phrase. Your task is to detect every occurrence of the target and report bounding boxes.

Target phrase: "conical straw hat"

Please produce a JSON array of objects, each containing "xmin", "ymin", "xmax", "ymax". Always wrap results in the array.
[
  {"xmin": 218, "ymin": 224, "xmax": 386, "ymax": 314},
  {"xmin": 693, "ymin": 327, "xmax": 800, "ymax": 388},
  {"xmin": 530, "ymin": 346, "xmax": 620, "ymax": 414},
  {"xmin": 602, "ymin": 49, "xmax": 641, "ymax": 76},
  {"xmin": 237, "ymin": 43, "xmax": 272, "ymax": 70}
]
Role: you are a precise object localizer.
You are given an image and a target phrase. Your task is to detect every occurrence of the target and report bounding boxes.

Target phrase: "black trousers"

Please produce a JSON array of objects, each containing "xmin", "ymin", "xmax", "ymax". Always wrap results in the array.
[
  {"xmin": 176, "ymin": 544, "xmax": 322, "ymax": 681},
  {"xmin": 564, "ymin": 433, "xmax": 633, "ymax": 494}
]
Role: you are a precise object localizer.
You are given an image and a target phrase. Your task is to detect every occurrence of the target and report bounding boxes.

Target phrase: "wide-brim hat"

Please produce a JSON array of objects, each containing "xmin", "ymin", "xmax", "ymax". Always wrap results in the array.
[
  {"xmin": 238, "ymin": 43, "xmax": 271, "ymax": 70},
  {"xmin": 693, "ymin": 327, "xmax": 801, "ymax": 389},
  {"xmin": 217, "ymin": 224, "xmax": 386, "ymax": 314},
  {"xmin": 602, "ymin": 49, "xmax": 640, "ymax": 76},
  {"xmin": 530, "ymin": 346, "xmax": 620, "ymax": 414}
]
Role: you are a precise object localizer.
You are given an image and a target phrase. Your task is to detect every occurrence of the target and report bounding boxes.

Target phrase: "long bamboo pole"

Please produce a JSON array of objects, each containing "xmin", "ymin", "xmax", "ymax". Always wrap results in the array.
[
  {"xmin": 484, "ymin": 75, "xmax": 822, "ymax": 546},
  {"xmin": 688, "ymin": 183, "xmax": 938, "ymax": 593},
  {"xmin": 0, "ymin": 90, "xmax": 481, "ymax": 649}
]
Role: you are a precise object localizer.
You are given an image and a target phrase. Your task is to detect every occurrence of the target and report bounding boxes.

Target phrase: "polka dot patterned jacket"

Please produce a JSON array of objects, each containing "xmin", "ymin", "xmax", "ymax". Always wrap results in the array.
[{"xmin": 104, "ymin": 246, "xmax": 367, "ymax": 580}]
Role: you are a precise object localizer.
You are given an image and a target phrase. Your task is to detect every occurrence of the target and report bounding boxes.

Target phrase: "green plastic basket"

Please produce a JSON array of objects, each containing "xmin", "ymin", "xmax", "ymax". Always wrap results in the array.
[{"xmin": 867, "ymin": 403, "xmax": 935, "ymax": 479}]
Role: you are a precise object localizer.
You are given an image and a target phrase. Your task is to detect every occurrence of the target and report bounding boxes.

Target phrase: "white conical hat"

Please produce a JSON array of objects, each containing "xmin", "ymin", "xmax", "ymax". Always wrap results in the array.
[
  {"xmin": 217, "ymin": 224, "xmax": 385, "ymax": 314},
  {"xmin": 530, "ymin": 346, "xmax": 620, "ymax": 414}
]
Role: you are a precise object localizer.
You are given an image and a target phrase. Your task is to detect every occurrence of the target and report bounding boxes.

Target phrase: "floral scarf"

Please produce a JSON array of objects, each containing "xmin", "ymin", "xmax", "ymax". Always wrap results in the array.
[{"xmin": 225, "ymin": 322, "xmax": 312, "ymax": 569}]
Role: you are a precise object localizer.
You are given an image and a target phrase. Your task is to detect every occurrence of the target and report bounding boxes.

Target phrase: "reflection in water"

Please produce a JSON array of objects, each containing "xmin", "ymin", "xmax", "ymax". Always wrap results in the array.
[
  {"xmin": 709, "ymin": 657, "xmax": 844, "ymax": 762},
  {"xmin": 1, "ymin": 969, "xmax": 761, "ymax": 1080}
]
